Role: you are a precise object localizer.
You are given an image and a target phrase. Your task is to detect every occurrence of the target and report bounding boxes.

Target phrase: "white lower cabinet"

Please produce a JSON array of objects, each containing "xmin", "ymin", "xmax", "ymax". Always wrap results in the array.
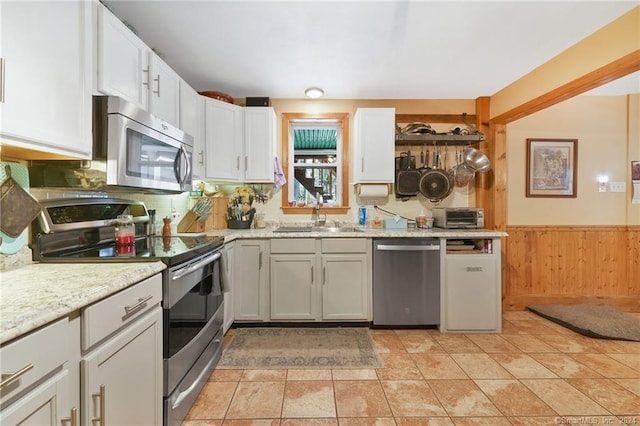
[
  {"xmin": 0, "ymin": 317, "xmax": 80, "ymax": 426},
  {"xmin": 322, "ymin": 254, "xmax": 369, "ymax": 320},
  {"xmin": 234, "ymin": 240, "xmax": 270, "ymax": 321},
  {"xmin": 268, "ymin": 238, "xmax": 371, "ymax": 322},
  {"xmin": 223, "ymin": 241, "xmax": 236, "ymax": 333},
  {"xmin": 441, "ymin": 238, "xmax": 501, "ymax": 333},
  {"xmin": 321, "ymin": 239, "xmax": 370, "ymax": 321},
  {"xmin": 81, "ymin": 273, "xmax": 163, "ymax": 425}
]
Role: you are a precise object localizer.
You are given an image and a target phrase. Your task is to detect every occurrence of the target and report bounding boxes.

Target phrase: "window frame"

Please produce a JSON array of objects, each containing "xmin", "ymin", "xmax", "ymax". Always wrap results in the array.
[{"xmin": 281, "ymin": 112, "xmax": 350, "ymax": 215}]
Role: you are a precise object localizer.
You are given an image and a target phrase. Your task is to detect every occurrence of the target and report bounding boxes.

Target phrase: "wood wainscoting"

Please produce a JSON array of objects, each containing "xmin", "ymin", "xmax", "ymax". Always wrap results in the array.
[{"xmin": 503, "ymin": 226, "xmax": 640, "ymax": 312}]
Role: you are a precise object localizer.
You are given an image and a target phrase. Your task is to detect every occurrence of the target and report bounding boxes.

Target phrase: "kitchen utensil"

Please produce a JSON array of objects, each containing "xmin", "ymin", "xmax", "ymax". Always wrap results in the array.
[
  {"xmin": 419, "ymin": 168, "xmax": 453, "ymax": 202},
  {"xmin": 0, "ymin": 164, "xmax": 42, "ymax": 240},
  {"xmin": 463, "ymin": 147, "xmax": 491, "ymax": 173},
  {"xmin": 395, "ymin": 149, "xmax": 421, "ymax": 197}
]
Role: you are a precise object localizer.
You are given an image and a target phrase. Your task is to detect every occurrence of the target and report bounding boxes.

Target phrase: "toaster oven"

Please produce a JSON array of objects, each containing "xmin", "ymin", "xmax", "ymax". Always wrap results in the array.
[{"xmin": 432, "ymin": 208, "xmax": 484, "ymax": 229}]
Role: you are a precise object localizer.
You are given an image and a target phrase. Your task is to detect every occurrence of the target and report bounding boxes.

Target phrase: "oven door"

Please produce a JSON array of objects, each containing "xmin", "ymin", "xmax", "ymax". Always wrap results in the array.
[
  {"xmin": 106, "ymin": 113, "xmax": 192, "ymax": 192},
  {"xmin": 163, "ymin": 250, "xmax": 223, "ymax": 396}
]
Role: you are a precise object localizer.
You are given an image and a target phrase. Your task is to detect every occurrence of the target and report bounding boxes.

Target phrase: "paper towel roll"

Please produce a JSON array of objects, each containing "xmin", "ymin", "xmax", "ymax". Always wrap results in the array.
[{"xmin": 356, "ymin": 184, "xmax": 389, "ymax": 197}]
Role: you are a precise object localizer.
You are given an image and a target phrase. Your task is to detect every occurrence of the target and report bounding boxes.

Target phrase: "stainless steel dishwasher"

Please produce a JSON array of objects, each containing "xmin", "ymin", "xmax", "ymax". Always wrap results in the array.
[{"xmin": 373, "ymin": 238, "xmax": 441, "ymax": 326}]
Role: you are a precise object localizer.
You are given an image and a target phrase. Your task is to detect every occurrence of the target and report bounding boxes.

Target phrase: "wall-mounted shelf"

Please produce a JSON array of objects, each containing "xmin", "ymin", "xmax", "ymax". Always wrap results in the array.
[{"xmin": 395, "ymin": 133, "xmax": 485, "ymax": 146}]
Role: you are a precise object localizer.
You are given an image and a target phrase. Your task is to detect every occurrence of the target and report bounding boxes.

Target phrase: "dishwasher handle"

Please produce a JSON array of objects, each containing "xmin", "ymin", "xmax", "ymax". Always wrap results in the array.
[{"xmin": 376, "ymin": 244, "xmax": 440, "ymax": 251}]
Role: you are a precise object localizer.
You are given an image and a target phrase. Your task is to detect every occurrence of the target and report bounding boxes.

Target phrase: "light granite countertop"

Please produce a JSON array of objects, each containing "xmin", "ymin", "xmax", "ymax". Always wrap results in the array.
[
  {"xmin": 0, "ymin": 261, "xmax": 166, "ymax": 344},
  {"xmin": 206, "ymin": 227, "xmax": 508, "ymax": 242}
]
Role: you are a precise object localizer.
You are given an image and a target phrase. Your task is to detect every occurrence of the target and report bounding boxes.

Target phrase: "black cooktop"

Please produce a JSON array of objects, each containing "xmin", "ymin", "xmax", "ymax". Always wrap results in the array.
[{"xmin": 39, "ymin": 235, "xmax": 224, "ymax": 267}]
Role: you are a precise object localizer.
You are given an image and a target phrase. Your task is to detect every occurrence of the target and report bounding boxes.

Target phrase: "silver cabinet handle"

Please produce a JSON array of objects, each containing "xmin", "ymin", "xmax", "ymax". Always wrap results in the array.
[
  {"xmin": 92, "ymin": 384, "xmax": 106, "ymax": 426},
  {"xmin": 153, "ymin": 74, "xmax": 160, "ymax": 97},
  {"xmin": 61, "ymin": 407, "xmax": 78, "ymax": 426},
  {"xmin": 259, "ymin": 251, "xmax": 262, "ymax": 269},
  {"xmin": 0, "ymin": 363, "xmax": 34, "ymax": 388},
  {"xmin": 466, "ymin": 266, "xmax": 483, "ymax": 272},
  {"xmin": 361, "ymin": 157, "xmax": 364, "ymax": 172},
  {"xmin": 142, "ymin": 67, "xmax": 150, "ymax": 89},
  {"xmin": 236, "ymin": 156, "xmax": 240, "ymax": 171},
  {"xmin": 198, "ymin": 150, "xmax": 204, "ymax": 166},
  {"xmin": 124, "ymin": 295, "xmax": 153, "ymax": 315},
  {"xmin": 244, "ymin": 156, "xmax": 248, "ymax": 172},
  {"xmin": 322, "ymin": 266, "xmax": 326, "ymax": 285},
  {"xmin": 0, "ymin": 58, "xmax": 5, "ymax": 103},
  {"xmin": 310, "ymin": 266, "xmax": 314, "ymax": 284}
]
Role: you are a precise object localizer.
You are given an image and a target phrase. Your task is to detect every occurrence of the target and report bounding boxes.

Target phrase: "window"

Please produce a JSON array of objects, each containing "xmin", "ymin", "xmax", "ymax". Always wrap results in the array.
[{"xmin": 281, "ymin": 113, "xmax": 349, "ymax": 214}]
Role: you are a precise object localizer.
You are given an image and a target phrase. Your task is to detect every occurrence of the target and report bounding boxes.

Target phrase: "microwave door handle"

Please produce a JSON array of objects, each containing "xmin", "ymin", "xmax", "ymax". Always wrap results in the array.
[
  {"xmin": 173, "ymin": 150, "xmax": 182, "ymax": 184},
  {"xmin": 181, "ymin": 148, "xmax": 191, "ymax": 184}
]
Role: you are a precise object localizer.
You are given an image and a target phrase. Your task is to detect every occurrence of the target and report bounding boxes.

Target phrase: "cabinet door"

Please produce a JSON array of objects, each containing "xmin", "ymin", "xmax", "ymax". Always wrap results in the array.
[
  {"xmin": 180, "ymin": 81, "xmax": 205, "ymax": 178},
  {"xmin": 234, "ymin": 240, "xmax": 269, "ymax": 321},
  {"xmin": 444, "ymin": 256, "xmax": 499, "ymax": 331},
  {"xmin": 149, "ymin": 54, "xmax": 181, "ymax": 126},
  {"xmin": 352, "ymin": 108, "xmax": 395, "ymax": 183},
  {"xmin": 97, "ymin": 4, "xmax": 150, "ymax": 110},
  {"xmin": 204, "ymin": 99, "xmax": 243, "ymax": 181},
  {"xmin": 0, "ymin": 0, "xmax": 92, "ymax": 158},
  {"xmin": 223, "ymin": 242, "xmax": 236, "ymax": 333},
  {"xmin": 244, "ymin": 107, "xmax": 275, "ymax": 182},
  {"xmin": 270, "ymin": 254, "xmax": 317, "ymax": 320},
  {"xmin": 0, "ymin": 371, "xmax": 75, "ymax": 426},
  {"xmin": 82, "ymin": 307, "xmax": 163, "ymax": 426},
  {"xmin": 322, "ymin": 254, "xmax": 369, "ymax": 320}
]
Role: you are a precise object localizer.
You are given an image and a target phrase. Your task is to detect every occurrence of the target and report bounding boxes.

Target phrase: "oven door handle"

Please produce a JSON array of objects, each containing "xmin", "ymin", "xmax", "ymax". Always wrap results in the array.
[
  {"xmin": 171, "ymin": 337, "xmax": 222, "ymax": 410},
  {"xmin": 172, "ymin": 251, "xmax": 221, "ymax": 281}
]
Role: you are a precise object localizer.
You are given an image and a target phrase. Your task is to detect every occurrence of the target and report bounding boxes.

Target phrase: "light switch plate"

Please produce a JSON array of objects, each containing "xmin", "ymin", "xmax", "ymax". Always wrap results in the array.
[{"xmin": 610, "ymin": 182, "xmax": 626, "ymax": 192}]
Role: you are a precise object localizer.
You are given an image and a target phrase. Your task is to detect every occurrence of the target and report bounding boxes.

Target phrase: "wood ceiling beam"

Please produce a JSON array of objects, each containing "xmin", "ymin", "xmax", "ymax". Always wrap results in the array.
[{"xmin": 491, "ymin": 50, "xmax": 640, "ymax": 125}]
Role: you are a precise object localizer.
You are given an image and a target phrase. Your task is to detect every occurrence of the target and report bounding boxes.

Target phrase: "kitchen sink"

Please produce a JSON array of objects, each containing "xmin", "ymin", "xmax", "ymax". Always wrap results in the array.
[{"xmin": 274, "ymin": 226, "xmax": 363, "ymax": 233}]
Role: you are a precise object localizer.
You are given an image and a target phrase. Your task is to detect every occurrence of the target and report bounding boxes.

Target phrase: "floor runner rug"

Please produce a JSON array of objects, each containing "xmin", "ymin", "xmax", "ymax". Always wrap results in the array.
[{"xmin": 218, "ymin": 327, "xmax": 383, "ymax": 369}]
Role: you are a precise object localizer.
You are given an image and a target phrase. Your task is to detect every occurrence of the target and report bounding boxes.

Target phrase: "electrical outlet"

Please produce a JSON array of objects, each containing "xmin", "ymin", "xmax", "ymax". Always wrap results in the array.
[{"xmin": 610, "ymin": 182, "xmax": 626, "ymax": 192}]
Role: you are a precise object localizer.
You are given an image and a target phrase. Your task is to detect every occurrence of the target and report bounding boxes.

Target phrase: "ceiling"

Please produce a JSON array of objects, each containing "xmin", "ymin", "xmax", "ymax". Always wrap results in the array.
[{"xmin": 103, "ymin": 1, "xmax": 639, "ymax": 100}]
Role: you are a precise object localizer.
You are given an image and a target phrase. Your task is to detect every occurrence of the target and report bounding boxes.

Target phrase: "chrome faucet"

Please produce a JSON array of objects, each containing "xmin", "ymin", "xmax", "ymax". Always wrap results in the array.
[{"xmin": 312, "ymin": 192, "xmax": 326, "ymax": 226}]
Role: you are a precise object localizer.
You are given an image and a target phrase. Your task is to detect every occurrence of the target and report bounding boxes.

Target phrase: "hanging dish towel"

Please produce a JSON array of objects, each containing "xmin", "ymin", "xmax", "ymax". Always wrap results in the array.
[{"xmin": 273, "ymin": 157, "xmax": 286, "ymax": 189}]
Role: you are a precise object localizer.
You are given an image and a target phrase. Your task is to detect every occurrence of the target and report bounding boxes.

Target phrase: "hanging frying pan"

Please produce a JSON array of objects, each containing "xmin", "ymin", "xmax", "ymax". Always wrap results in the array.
[
  {"xmin": 419, "ymin": 146, "xmax": 453, "ymax": 202},
  {"xmin": 419, "ymin": 168, "xmax": 453, "ymax": 202}
]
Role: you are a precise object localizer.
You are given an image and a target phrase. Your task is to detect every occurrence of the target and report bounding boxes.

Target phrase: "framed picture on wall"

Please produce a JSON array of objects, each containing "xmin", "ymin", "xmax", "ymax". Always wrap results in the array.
[{"xmin": 526, "ymin": 138, "xmax": 578, "ymax": 197}]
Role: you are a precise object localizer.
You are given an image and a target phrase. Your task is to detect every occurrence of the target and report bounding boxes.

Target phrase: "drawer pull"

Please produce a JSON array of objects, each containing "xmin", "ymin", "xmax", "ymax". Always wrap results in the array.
[
  {"xmin": 92, "ymin": 384, "xmax": 106, "ymax": 426},
  {"xmin": 61, "ymin": 407, "xmax": 78, "ymax": 426},
  {"xmin": 124, "ymin": 295, "xmax": 153, "ymax": 315},
  {"xmin": 0, "ymin": 363, "xmax": 33, "ymax": 388},
  {"xmin": 466, "ymin": 266, "xmax": 483, "ymax": 272}
]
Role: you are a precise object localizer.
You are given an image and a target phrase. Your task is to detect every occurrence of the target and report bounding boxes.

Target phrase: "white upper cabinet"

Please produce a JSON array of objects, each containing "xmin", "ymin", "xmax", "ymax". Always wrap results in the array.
[
  {"xmin": 179, "ymin": 81, "xmax": 205, "ymax": 179},
  {"xmin": 0, "ymin": 0, "xmax": 92, "ymax": 159},
  {"xmin": 97, "ymin": 4, "xmax": 180, "ymax": 127},
  {"xmin": 204, "ymin": 98, "xmax": 244, "ymax": 182},
  {"xmin": 352, "ymin": 108, "xmax": 396, "ymax": 183},
  {"xmin": 148, "ymin": 53, "xmax": 181, "ymax": 126},
  {"xmin": 97, "ymin": 4, "xmax": 150, "ymax": 110},
  {"xmin": 243, "ymin": 107, "xmax": 276, "ymax": 182}
]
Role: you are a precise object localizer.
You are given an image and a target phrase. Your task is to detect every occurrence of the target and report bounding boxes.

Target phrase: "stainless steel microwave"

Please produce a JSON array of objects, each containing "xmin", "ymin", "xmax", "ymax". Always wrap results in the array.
[
  {"xmin": 94, "ymin": 96, "xmax": 193, "ymax": 192},
  {"xmin": 30, "ymin": 96, "xmax": 193, "ymax": 193},
  {"xmin": 432, "ymin": 207, "xmax": 484, "ymax": 229}
]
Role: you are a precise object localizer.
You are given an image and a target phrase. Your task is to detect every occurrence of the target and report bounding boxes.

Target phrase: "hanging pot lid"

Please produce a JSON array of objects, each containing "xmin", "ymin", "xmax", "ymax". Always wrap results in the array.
[{"xmin": 419, "ymin": 169, "xmax": 453, "ymax": 202}]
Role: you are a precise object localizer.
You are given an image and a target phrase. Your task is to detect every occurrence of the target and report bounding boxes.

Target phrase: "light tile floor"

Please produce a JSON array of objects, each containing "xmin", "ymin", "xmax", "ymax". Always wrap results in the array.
[{"xmin": 182, "ymin": 310, "xmax": 640, "ymax": 425}]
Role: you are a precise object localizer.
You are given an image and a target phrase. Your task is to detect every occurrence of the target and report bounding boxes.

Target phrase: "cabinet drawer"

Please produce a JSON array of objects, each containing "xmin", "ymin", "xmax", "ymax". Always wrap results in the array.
[
  {"xmin": 82, "ymin": 274, "xmax": 162, "ymax": 350},
  {"xmin": 271, "ymin": 238, "xmax": 316, "ymax": 253},
  {"xmin": 0, "ymin": 317, "xmax": 71, "ymax": 405},
  {"xmin": 322, "ymin": 238, "xmax": 368, "ymax": 253}
]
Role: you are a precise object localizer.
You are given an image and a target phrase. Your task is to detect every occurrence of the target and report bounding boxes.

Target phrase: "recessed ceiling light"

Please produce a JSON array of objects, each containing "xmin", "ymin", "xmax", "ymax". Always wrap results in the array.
[{"xmin": 304, "ymin": 87, "xmax": 324, "ymax": 98}]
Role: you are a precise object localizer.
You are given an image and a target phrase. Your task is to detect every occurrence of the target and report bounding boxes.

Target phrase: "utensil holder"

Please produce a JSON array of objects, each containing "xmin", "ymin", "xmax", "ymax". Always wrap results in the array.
[{"xmin": 228, "ymin": 219, "xmax": 251, "ymax": 229}]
